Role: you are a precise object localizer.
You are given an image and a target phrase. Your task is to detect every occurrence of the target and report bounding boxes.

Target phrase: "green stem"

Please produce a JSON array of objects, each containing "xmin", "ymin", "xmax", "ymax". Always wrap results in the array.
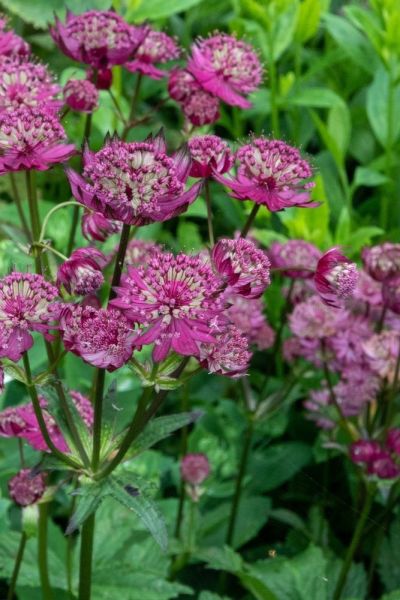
[
  {"xmin": 91, "ymin": 369, "xmax": 106, "ymax": 471},
  {"xmin": 7, "ymin": 531, "xmax": 27, "ymax": 600},
  {"xmin": 175, "ymin": 384, "xmax": 189, "ymax": 539},
  {"xmin": 108, "ymin": 223, "xmax": 131, "ymax": 301},
  {"xmin": 25, "ymin": 170, "xmax": 42, "ymax": 274},
  {"xmin": 204, "ymin": 180, "xmax": 214, "ymax": 247},
  {"xmin": 78, "ymin": 513, "xmax": 95, "ymax": 600},
  {"xmin": 123, "ymin": 73, "xmax": 143, "ymax": 139},
  {"xmin": 108, "ymin": 89, "xmax": 127, "ymax": 126},
  {"xmin": 333, "ymin": 484, "xmax": 376, "ymax": 600},
  {"xmin": 38, "ymin": 503, "xmax": 53, "ymax": 600},
  {"xmin": 66, "ymin": 205, "xmax": 81, "ymax": 257},
  {"xmin": 240, "ymin": 204, "xmax": 260, "ymax": 238},
  {"xmin": 39, "ymin": 201, "xmax": 79, "ymax": 244},
  {"xmin": 9, "ymin": 172, "xmax": 31, "ymax": 241}
]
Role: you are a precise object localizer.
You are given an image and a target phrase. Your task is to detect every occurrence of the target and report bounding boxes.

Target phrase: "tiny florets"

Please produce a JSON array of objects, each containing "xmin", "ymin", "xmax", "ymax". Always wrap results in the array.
[
  {"xmin": 314, "ymin": 248, "xmax": 358, "ymax": 307},
  {"xmin": 64, "ymin": 78, "xmax": 99, "ymax": 113},
  {"xmin": 269, "ymin": 240, "xmax": 321, "ymax": 279},
  {"xmin": 362, "ymin": 243, "xmax": 400, "ymax": 282},
  {"xmin": 0, "ymin": 17, "xmax": 30, "ymax": 58},
  {"xmin": 362, "ymin": 331, "xmax": 400, "ymax": 383},
  {"xmin": 57, "ymin": 247, "xmax": 107, "ymax": 296},
  {"xmin": 188, "ymin": 135, "xmax": 233, "ymax": 178},
  {"xmin": 125, "ymin": 29, "xmax": 180, "ymax": 80},
  {"xmin": 199, "ymin": 325, "xmax": 252, "ymax": 377},
  {"xmin": 82, "ymin": 210, "xmax": 120, "ymax": 242},
  {"xmin": 289, "ymin": 295, "xmax": 346, "ymax": 339},
  {"xmin": 182, "ymin": 90, "xmax": 220, "ymax": 127},
  {"xmin": 168, "ymin": 68, "xmax": 198, "ymax": 102},
  {"xmin": 124, "ymin": 239, "xmax": 163, "ymax": 269},
  {"xmin": 8, "ymin": 469, "xmax": 46, "ymax": 506}
]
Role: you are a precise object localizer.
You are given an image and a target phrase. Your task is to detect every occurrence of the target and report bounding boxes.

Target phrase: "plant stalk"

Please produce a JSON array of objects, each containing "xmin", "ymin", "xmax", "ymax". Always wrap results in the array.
[
  {"xmin": 7, "ymin": 531, "xmax": 27, "ymax": 600},
  {"xmin": 38, "ymin": 502, "xmax": 53, "ymax": 600},
  {"xmin": 9, "ymin": 172, "xmax": 31, "ymax": 241},
  {"xmin": 204, "ymin": 180, "xmax": 215, "ymax": 247},
  {"xmin": 78, "ymin": 513, "xmax": 95, "ymax": 600},
  {"xmin": 108, "ymin": 223, "xmax": 131, "ymax": 301},
  {"xmin": 240, "ymin": 204, "xmax": 260, "ymax": 238}
]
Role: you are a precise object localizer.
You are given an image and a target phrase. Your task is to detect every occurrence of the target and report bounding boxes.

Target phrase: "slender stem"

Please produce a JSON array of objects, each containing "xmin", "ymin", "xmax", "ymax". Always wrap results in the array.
[
  {"xmin": 18, "ymin": 439, "xmax": 25, "ymax": 468},
  {"xmin": 204, "ymin": 180, "xmax": 215, "ymax": 247},
  {"xmin": 9, "ymin": 173, "xmax": 31, "ymax": 241},
  {"xmin": 377, "ymin": 304, "xmax": 387, "ymax": 332},
  {"xmin": 36, "ymin": 243, "xmax": 68, "ymax": 261},
  {"xmin": 108, "ymin": 89, "xmax": 127, "ymax": 125},
  {"xmin": 108, "ymin": 223, "xmax": 131, "ymax": 301},
  {"xmin": 39, "ymin": 201, "xmax": 79, "ymax": 244},
  {"xmin": 38, "ymin": 503, "xmax": 53, "ymax": 600},
  {"xmin": 122, "ymin": 73, "xmax": 142, "ymax": 140},
  {"xmin": 240, "ymin": 204, "xmax": 260, "ymax": 238},
  {"xmin": 333, "ymin": 484, "xmax": 376, "ymax": 600},
  {"xmin": 78, "ymin": 513, "xmax": 95, "ymax": 600},
  {"xmin": 7, "ymin": 531, "xmax": 27, "ymax": 600},
  {"xmin": 25, "ymin": 170, "xmax": 42, "ymax": 274},
  {"xmin": 66, "ymin": 205, "xmax": 81, "ymax": 257},
  {"xmin": 83, "ymin": 113, "xmax": 93, "ymax": 143},
  {"xmin": 22, "ymin": 353, "xmax": 80, "ymax": 469},
  {"xmin": 91, "ymin": 369, "xmax": 106, "ymax": 471},
  {"xmin": 175, "ymin": 384, "xmax": 189, "ymax": 539}
]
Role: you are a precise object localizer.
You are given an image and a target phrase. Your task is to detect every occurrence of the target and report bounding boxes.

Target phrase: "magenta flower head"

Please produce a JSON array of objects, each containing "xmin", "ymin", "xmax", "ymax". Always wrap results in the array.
[
  {"xmin": 59, "ymin": 304, "xmax": 135, "ymax": 371},
  {"xmin": 111, "ymin": 252, "xmax": 225, "ymax": 362},
  {"xmin": 199, "ymin": 325, "xmax": 251, "ymax": 378},
  {"xmin": 369, "ymin": 453, "xmax": 400, "ymax": 479},
  {"xmin": 57, "ymin": 247, "xmax": 107, "ymax": 296},
  {"xmin": 182, "ymin": 89, "xmax": 220, "ymax": 127},
  {"xmin": 0, "ymin": 273, "xmax": 59, "ymax": 361},
  {"xmin": 66, "ymin": 131, "xmax": 202, "ymax": 225},
  {"xmin": 168, "ymin": 68, "xmax": 198, "ymax": 102},
  {"xmin": 382, "ymin": 275, "xmax": 400, "ymax": 314},
  {"xmin": 0, "ymin": 56, "xmax": 61, "ymax": 114},
  {"xmin": 289, "ymin": 296, "xmax": 345, "ymax": 339},
  {"xmin": 124, "ymin": 239, "xmax": 162, "ymax": 268},
  {"xmin": 64, "ymin": 78, "xmax": 98, "ymax": 113},
  {"xmin": 314, "ymin": 248, "xmax": 358, "ymax": 308},
  {"xmin": 269, "ymin": 240, "xmax": 321, "ymax": 279},
  {"xmin": 50, "ymin": 11, "xmax": 146, "ymax": 69},
  {"xmin": 212, "ymin": 238, "xmax": 270, "ymax": 298},
  {"xmin": 82, "ymin": 210, "xmax": 120, "ymax": 242},
  {"xmin": 181, "ymin": 453, "xmax": 210, "ymax": 485},
  {"xmin": 350, "ymin": 440, "xmax": 382, "ymax": 464},
  {"xmin": 188, "ymin": 135, "xmax": 233, "ymax": 178},
  {"xmin": 214, "ymin": 138, "xmax": 316, "ymax": 212},
  {"xmin": 187, "ymin": 33, "xmax": 262, "ymax": 108},
  {"xmin": 125, "ymin": 28, "xmax": 180, "ymax": 80},
  {"xmin": 226, "ymin": 294, "xmax": 275, "ymax": 350},
  {"xmin": 362, "ymin": 243, "xmax": 400, "ymax": 282},
  {"xmin": 0, "ymin": 17, "xmax": 30, "ymax": 58},
  {"xmin": 8, "ymin": 469, "xmax": 45, "ymax": 506},
  {"xmin": 0, "ymin": 106, "xmax": 75, "ymax": 174}
]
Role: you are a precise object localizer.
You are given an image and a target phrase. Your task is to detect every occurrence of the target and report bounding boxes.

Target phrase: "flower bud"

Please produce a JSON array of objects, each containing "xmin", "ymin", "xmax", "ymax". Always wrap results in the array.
[
  {"xmin": 57, "ymin": 247, "xmax": 107, "ymax": 296},
  {"xmin": 8, "ymin": 469, "xmax": 46, "ymax": 506},
  {"xmin": 314, "ymin": 248, "xmax": 358, "ymax": 307},
  {"xmin": 181, "ymin": 453, "xmax": 210, "ymax": 485}
]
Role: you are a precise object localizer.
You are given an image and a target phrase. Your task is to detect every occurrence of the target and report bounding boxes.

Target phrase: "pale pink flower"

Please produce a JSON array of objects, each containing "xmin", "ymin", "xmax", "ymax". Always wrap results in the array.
[
  {"xmin": 362, "ymin": 331, "xmax": 400, "ymax": 382},
  {"xmin": 289, "ymin": 296, "xmax": 345, "ymax": 339},
  {"xmin": 199, "ymin": 325, "xmax": 251, "ymax": 378},
  {"xmin": 226, "ymin": 295, "xmax": 275, "ymax": 350},
  {"xmin": 351, "ymin": 270, "xmax": 382, "ymax": 308},
  {"xmin": 382, "ymin": 275, "xmax": 400, "ymax": 315},
  {"xmin": 8, "ymin": 469, "xmax": 45, "ymax": 506},
  {"xmin": 269, "ymin": 240, "xmax": 321, "ymax": 279}
]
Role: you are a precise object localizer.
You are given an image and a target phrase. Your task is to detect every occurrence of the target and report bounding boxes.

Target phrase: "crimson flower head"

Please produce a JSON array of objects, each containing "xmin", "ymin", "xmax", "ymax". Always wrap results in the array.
[
  {"xmin": 181, "ymin": 453, "xmax": 210, "ymax": 485},
  {"xmin": 269, "ymin": 240, "xmax": 321, "ymax": 279},
  {"xmin": 64, "ymin": 78, "xmax": 98, "ymax": 113},
  {"xmin": 125, "ymin": 28, "xmax": 180, "ymax": 80},
  {"xmin": 87, "ymin": 66, "xmax": 112, "ymax": 90},
  {"xmin": 314, "ymin": 248, "xmax": 358, "ymax": 308},
  {"xmin": 50, "ymin": 10, "xmax": 146, "ymax": 69},
  {"xmin": 350, "ymin": 440, "xmax": 382, "ymax": 464},
  {"xmin": 188, "ymin": 135, "xmax": 233, "ymax": 178},
  {"xmin": 111, "ymin": 252, "xmax": 225, "ymax": 362},
  {"xmin": 215, "ymin": 138, "xmax": 316, "ymax": 212},
  {"xmin": 8, "ymin": 469, "xmax": 46, "ymax": 506},
  {"xmin": 212, "ymin": 238, "xmax": 270, "ymax": 298},
  {"xmin": 57, "ymin": 247, "xmax": 107, "ymax": 296},
  {"xmin": 362, "ymin": 243, "xmax": 400, "ymax": 281},
  {"xmin": 60, "ymin": 305, "xmax": 135, "ymax": 371},
  {"xmin": 66, "ymin": 131, "xmax": 202, "ymax": 225},
  {"xmin": 0, "ymin": 56, "xmax": 61, "ymax": 113},
  {"xmin": 199, "ymin": 325, "xmax": 251, "ymax": 378},
  {"xmin": 187, "ymin": 33, "xmax": 262, "ymax": 108},
  {"xmin": 0, "ymin": 106, "xmax": 75, "ymax": 174},
  {"xmin": 82, "ymin": 210, "xmax": 120, "ymax": 242},
  {"xmin": 0, "ymin": 273, "xmax": 59, "ymax": 362}
]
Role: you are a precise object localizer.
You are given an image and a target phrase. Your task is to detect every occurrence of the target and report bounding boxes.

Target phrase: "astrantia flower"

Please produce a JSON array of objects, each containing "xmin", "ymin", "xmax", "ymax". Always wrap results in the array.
[
  {"xmin": 181, "ymin": 453, "xmax": 210, "ymax": 485},
  {"xmin": 212, "ymin": 238, "xmax": 270, "ymax": 298},
  {"xmin": 215, "ymin": 138, "xmax": 316, "ymax": 211},
  {"xmin": 327, "ymin": 315, "xmax": 373, "ymax": 369},
  {"xmin": 124, "ymin": 239, "xmax": 162, "ymax": 268},
  {"xmin": 87, "ymin": 66, "xmax": 112, "ymax": 90},
  {"xmin": 50, "ymin": 10, "xmax": 146, "ymax": 69},
  {"xmin": 0, "ymin": 273, "xmax": 59, "ymax": 361},
  {"xmin": 352, "ymin": 270, "xmax": 382, "ymax": 308},
  {"xmin": 369, "ymin": 452, "xmax": 400, "ymax": 479},
  {"xmin": 350, "ymin": 440, "xmax": 382, "ymax": 464},
  {"xmin": 67, "ymin": 131, "xmax": 202, "ymax": 225},
  {"xmin": 0, "ymin": 106, "xmax": 75, "ymax": 174},
  {"xmin": 187, "ymin": 33, "xmax": 262, "ymax": 108},
  {"xmin": 314, "ymin": 248, "xmax": 358, "ymax": 307},
  {"xmin": 199, "ymin": 325, "xmax": 251, "ymax": 378},
  {"xmin": 269, "ymin": 240, "xmax": 321, "ymax": 279},
  {"xmin": 226, "ymin": 294, "xmax": 275, "ymax": 350},
  {"xmin": 334, "ymin": 368, "xmax": 379, "ymax": 416},
  {"xmin": 362, "ymin": 331, "xmax": 400, "ymax": 383},
  {"xmin": 0, "ymin": 56, "xmax": 61, "ymax": 113},
  {"xmin": 111, "ymin": 252, "xmax": 225, "ymax": 361},
  {"xmin": 182, "ymin": 89, "xmax": 220, "ymax": 127},
  {"xmin": 60, "ymin": 305, "xmax": 135, "ymax": 371},
  {"xmin": 8, "ymin": 469, "xmax": 45, "ymax": 506},
  {"xmin": 362, "ymin": 243, "xmax": 400, "ymax": 282},
  {"xmin": 289, "ymin": 296, "xmax": 345, "ymax": 339},
  {"xmin": 82, "ymin": 210, "xmax": 120, "ymax": 242},
  {"xmin": 0, "ymin": 17, "xmax": 30, "ymax": 58},
  {"xmin": 168, "ymin": 68, "xmax": 198, "ymax": 102},
  {"xmin": 64, "ymin": 78, "xmax": 98, "ymax": 113},
  {"xmin": 57, "ymin": 247, "xmax": 107, "ymax": 296},
  {"xmin": 188, "ymin": 135, "xmax": 233, "ymax": 178},
  {"xmin": 125, "ymin": 29, "xmax": 180, "ymax": 80}
]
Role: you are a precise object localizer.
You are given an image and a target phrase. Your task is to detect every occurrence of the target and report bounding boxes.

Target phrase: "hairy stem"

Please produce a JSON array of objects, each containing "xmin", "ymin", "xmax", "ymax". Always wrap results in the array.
[
  {"xmin": 38, "ymin": 503, "xmax": 53, "ymax": 600},
  {"xmin": 7, "ymin": 531, "xmax": 27, "ymax": 600}
]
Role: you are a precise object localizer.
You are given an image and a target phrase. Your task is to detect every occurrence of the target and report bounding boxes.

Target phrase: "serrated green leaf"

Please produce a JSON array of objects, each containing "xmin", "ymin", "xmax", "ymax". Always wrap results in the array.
[{"xmin": 67, "ymin": 479, "xmax": 108, "ymax": 534}]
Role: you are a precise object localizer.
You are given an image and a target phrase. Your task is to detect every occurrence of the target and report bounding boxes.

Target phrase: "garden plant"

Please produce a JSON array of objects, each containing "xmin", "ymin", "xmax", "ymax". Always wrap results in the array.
[{"xmin": 1, "ymin": 1, "xmax": 400, "ymax": 599}]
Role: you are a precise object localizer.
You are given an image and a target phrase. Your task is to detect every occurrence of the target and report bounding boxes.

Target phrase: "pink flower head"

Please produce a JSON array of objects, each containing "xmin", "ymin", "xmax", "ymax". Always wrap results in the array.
[
  {"xmin": 369, "ymin": 452, "xmax": 400, "ymax": 479},
  {"xmin": 327, "ymin": 315, "xmax": 373, "ymax": 369},
  {"xmin": 350, "ymin": 440, "xmax": 382, "ymax": 464},
  {"xmin": 226, "ymin": 294, "xmax": 275, "ymax": 350},
  {"xmin": 57, "ymin": 247, "xmax": 107, "ymax": 296},
  {"xmin": 0, "ymin": 17, "xmax": 30, "ymax": 58},
  {"xmin": 182, "ymin": 89, "xmax": 220, "ymax": 127},
  {"xmin": 199, "ymin": 325, "xmax": 251, "ymax": 377},
  {"xmin": 187, "ymin": 33, "xmax": 262, "ymax": 108},
  {"xmin": 0, "ymin": 273, "xmax": 59, "ymax": 361},
  {"xmin": 82, "ymin": 210, "xmax": 120, "ymax": 242},
  {"xmin": 289, "ymin": 295, "xmax": 345, "ymax": 339},
  {"xmin": 362, "ymin": 243, "xmax": 400, "ymax": 282},
  {"xmin": 70, "ymin": 390, "xmax": 94, "ymax": 428},
  {"xmin": 212, "ymin": 238, "xmax": 270, "ymax": 298},
  {"xmin": 168, "ymin": 68, "xmax": 198, "ymax": 102},
  {"xmin": 181, "ymin": 453, "xmax": 210, "ymax": 485},
  {"xmin": 124, "ymin": 239, "xmax": 163, "ymax": 269},
  {"xmin": 0, "ymin": 56, "xmax": 61, "ymax": 113},
  {"xmin": 362, "ymin": 331, "xmax": 400, "ymax": 383},
  {"xmin": 188, "ymin": 135, "xmax": 233, "ymax": 178},
  {"xmin": 0, "ymin": 106, "xmax": 75, "ymax": 174},
  {"xmin": 269, "ymin": 240, "xmax": 321, "ymax": 279},
  {"xmin": 60, "ymin": 304, "xmax": 135, "ymax": 371},
  {"xmin": 352, "ymin": 270, "xmax": 382, "ymax": 307},
  {"xmin": 66, "ymin": 131, "xmax": 202, "ymax": 225},
  {"xmin": 314, "ymin": 248, "xmax": 358, "ymax": 308},
  {"xmin": 50, "ymin": 11, "xmax": 146, "ymax": 69},
  {"xmin": 125, "ymin": 28, "xmax": 180, "ymax": 80},
  {"xmin": 111, "ymin": 252, "xmax": 225, "ymax": 362},
  {"xmin": 382, "ymin": 275, "xmax": 400, "ymax": 315},
  {"xmin": 64, "ymin": 78, "xmax": 98, "ymax": 113},
  {"xmin": 8, "ymin": 469, "xmax": 45, "ymax": 506},
  {"xmin": 214, "ymin": 138, "xmax": 316, "ymax": 212},
  {"xmin": 334, "ymin": 367, "xmax": 379, "ymax": 416}
]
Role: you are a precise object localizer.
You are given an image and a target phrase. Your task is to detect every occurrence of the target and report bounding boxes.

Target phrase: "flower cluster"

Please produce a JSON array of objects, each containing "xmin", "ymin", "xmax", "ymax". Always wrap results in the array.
[
  {"xmin": 64, "ymin": 78, "xmax": 99, "ymax": 113},
  {"xmin": 350, "ymin": 432, "xmax": 400, "ymax": 479},
  {"xmin": 125, "ymin": 28, "xmax": 180, "ymax": 80}
]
